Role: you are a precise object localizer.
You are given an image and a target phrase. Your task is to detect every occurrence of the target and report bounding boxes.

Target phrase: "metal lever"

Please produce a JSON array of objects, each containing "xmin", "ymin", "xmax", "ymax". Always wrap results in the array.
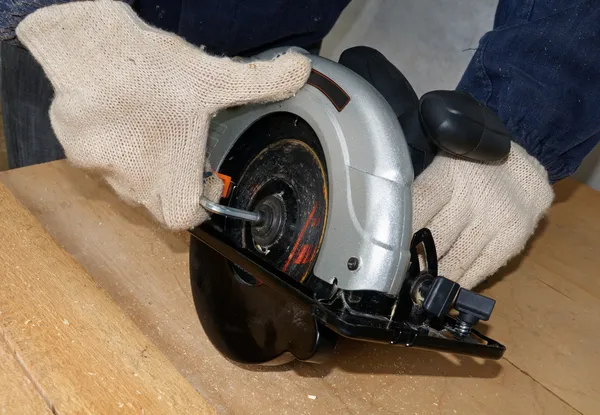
[{"xmin": 200, "ymin": 197, "xmax": 263, "ymax": 223}]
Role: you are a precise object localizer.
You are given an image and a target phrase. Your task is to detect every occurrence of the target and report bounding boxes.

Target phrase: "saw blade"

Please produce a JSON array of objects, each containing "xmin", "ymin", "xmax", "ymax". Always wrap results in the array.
[{"xmin": 225, "ymin": 138, "xmax": 328, "ymax": 283}]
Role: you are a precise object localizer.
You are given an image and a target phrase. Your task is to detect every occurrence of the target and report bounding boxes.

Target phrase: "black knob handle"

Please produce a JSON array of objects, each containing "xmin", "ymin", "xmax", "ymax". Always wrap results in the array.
[
  {"xmin": 419, "ymin": 90, "xmax": 511, "ymax": 162},
  {"xmin": 422, "ymin": 276, "xmax": 460, "ymax": 319},
  {"xmin": 454, "ymin": 288, "xmax": 496, "ymax": 325}
]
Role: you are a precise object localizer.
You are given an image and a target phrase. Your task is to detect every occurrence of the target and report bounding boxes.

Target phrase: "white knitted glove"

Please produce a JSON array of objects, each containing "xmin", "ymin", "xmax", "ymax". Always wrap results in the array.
[
  {"xmin": 412, "ymin": 143, "xmax": 554, "ymax": 289},
  {"xmin": 16, "ymin": 0, "xmax": 311, "ymax": 230}
]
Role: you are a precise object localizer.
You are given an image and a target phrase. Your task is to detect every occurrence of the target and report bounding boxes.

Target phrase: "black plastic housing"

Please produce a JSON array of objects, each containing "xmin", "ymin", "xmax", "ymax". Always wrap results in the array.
[{"xmin": 419, "ymin": 90, "xmax": 512, "ymax": 162}]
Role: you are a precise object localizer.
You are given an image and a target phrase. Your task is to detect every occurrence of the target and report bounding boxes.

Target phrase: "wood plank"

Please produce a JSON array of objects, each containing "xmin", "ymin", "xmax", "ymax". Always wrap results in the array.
[
  {"xmin": 0, "ymin": 161, "xmax": 591, "ymax": 414},
  {"xmin": 0, "ymin": 180, "xmax": 214, "ymax": 414},
  {"xmin": 0, "ymin": 337, "xmax": 52, "ymax": 414},
  {"xmin": 476, "ymin": 179, "xmax": 600, "ymax": 414}
]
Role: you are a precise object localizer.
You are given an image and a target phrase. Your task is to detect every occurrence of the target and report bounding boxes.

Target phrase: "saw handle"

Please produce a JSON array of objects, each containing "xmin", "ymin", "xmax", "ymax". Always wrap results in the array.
[{"xmin": 418, "ymin": 90, "xmax": 511, "ymax": 162}]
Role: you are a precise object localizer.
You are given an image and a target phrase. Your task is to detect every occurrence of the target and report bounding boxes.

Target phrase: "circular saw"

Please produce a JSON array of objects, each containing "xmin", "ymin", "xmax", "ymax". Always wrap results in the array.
[{"xmin": 189, "ymin": 46, "xmax": 510, "ymax": 365}]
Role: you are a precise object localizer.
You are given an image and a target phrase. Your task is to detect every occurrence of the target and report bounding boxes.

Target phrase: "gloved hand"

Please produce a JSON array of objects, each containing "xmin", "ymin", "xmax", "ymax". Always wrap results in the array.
[
  {"xmin": 16, "ymin": 0, "xmax": 311, "ymax": 230},
  {"xmin": 412, "ymin": 142, "xmax": 554, "ymax": 289}
]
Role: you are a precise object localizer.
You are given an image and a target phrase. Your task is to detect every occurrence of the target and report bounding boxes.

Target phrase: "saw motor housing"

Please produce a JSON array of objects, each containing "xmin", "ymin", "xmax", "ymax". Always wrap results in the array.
[{"xmin": 206, "ymin": 48, "xmax": 414, "ymax": 296}]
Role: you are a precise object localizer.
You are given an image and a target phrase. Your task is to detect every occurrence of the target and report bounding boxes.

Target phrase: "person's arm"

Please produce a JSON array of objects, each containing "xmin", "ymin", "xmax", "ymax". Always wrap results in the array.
[
  {"xmin": 15, "ymin": 0, "xmax": 311, "ymax": 229},
  {"xmin": 457, "ymin": 0, "xmax": 600, "ymax": 182}
]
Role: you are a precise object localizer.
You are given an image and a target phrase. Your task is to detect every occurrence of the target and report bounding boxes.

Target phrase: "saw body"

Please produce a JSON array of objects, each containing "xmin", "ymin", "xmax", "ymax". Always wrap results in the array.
[
  {"xmin": 190, "ymin": 47, "xmax": 509, "ymax": 365},
  {"xmin": 205, "ymin": 49, "xmax": 414, "ymax": 295}
]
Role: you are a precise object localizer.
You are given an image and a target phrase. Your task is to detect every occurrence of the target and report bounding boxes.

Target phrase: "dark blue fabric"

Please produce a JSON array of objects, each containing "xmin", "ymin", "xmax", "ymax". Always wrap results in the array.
[
  {"xmin": 457, "ymin": 0, "xmax": 600, "ymax": 183},
  {"xmin": 1, "ymin": 0, "xmax": 348, "ymax": 53},
  {"xmin": 135, "ymin": 0, "xmax": 350, "ymax": 56},
  {"xmin": 1, "ymin": 41, "xmax": 65, "ymax": 168}
]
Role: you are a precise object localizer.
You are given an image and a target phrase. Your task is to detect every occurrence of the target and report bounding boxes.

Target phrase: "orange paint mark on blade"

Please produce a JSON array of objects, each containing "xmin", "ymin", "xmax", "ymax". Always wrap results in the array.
[
  {"xmin": 294, "ymin": 244, "xmax": 313, "ymax": 265},
  {"xmin": 283, "ymin": 203, "xmax": 318, "ymax": 273}
]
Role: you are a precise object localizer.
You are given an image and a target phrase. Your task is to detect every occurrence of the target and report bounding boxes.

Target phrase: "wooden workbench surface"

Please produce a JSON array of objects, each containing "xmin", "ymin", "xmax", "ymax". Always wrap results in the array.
[
  {"xmin": 0, "ymin": 176, "xmax": 214, "ymax": 414},
  {"xmin": 1, "ymin": 161, "xmax": 599, "ymax": 414}
]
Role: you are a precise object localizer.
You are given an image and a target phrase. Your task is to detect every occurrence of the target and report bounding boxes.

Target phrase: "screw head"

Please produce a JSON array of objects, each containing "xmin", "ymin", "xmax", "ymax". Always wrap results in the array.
[{"xmin": 347, "ymin": 257, "xmax": 360, "ymax": 271}]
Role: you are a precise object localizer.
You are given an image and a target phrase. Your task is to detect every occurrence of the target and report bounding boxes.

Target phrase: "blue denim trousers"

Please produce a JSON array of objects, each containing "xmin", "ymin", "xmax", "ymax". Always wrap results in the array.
[
  {"xmin": 1, "ymin": 0, "xmax": 599, "ymax": 182},
  {"xmin": 1, "ymin": 41, "xmax": 65, "ymax": 168},
  {"xmin": 457, "ymin": 0, "xmax": 600, "ymax": 183}
]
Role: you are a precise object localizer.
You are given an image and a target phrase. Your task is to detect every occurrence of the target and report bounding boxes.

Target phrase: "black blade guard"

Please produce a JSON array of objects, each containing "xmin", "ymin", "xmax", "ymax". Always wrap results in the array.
[
  {"xmin": 190, "ymin": 112, "xmax": 335, "ymax": 365},
  {"xmin": 189, "ymin": 235, "xmax": 335, "ymax": 365}
]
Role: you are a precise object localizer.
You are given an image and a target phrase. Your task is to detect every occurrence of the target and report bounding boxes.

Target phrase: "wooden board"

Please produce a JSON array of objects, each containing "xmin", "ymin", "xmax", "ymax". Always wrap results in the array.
[
  {"xmin": 0, "ymin": 180, "xmax": 214, "ymax": 414},
  {"xmin": 2, "ymin": 161, "xmax": 598, "ymax": 414},
  {"xmin": 0, "ymin": 337, "xmax": 52, "ymax": 414},
  {"xmin": 476, "ymin": 179, "xmax": 600, "ymax": 415}
]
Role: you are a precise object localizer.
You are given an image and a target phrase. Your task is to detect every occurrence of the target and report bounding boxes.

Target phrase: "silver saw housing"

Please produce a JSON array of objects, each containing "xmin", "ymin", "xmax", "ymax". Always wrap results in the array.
[{"xmin": 206, "ymin": 47, "xmax": 414, "ymax": 295}]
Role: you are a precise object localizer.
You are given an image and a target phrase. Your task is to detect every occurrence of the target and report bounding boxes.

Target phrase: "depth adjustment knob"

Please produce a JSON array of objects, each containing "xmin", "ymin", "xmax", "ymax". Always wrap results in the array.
[
  {"xmin": 453, "ymin": 288, "xmax": 496, "ymax": 337},
  {"xmin": 422, "ymin": 276, "xmax": 460, "ymax": 319}
]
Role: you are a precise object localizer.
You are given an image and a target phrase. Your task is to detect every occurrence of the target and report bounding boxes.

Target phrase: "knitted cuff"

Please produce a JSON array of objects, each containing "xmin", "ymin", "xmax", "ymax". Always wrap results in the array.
[
  {"xmin": 16, "ymin": 1, "xmax": 145, "ymax": 90},
  {"xmin": 503, "ymin": 142, "xmax": 554, "ymax": 213}
]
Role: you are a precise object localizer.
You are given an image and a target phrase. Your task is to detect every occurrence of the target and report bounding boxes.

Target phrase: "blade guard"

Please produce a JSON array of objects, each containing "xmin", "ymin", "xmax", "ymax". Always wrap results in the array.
[{"xmin": 189, "ymin": 225, "xmax": 336, "ymax": 365}]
